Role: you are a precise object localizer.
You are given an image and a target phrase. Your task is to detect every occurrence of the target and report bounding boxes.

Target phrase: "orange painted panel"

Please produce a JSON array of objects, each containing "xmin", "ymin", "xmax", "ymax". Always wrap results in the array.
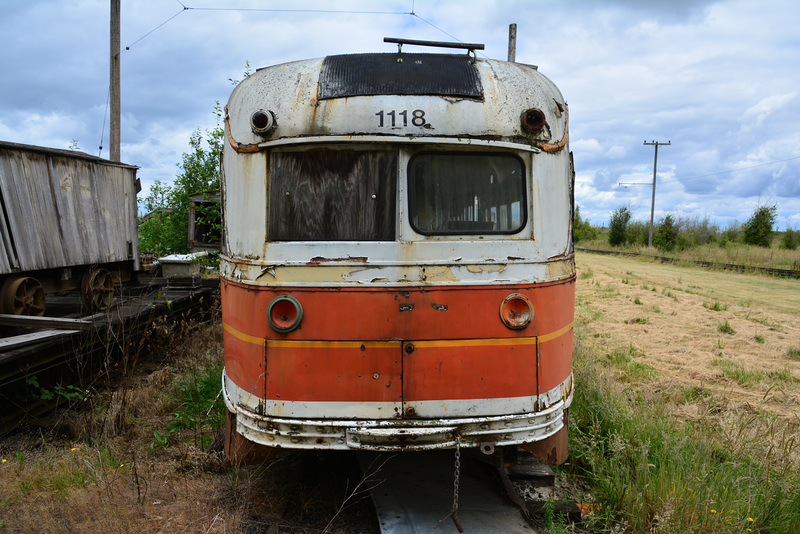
[
  {"xmin": 223, "ymin": 328, "xmax": 265, "ymax": 398},
  {"xmin": 265, "ymin": 341, "xmax": 402, "ymax": 402},
  {"xmin": 222, "ymin": 279, "xmax": 574, "ymax": 405},
  {"xmin": 539, "ymin": 329, "xmax": 573, "ymax": 392},
  {"xmin": 403, "ymin": 340, "xmax": 537, "ymax": 401},
  {"xmin": 221, "ymin": 278, "xmax": 575, "ymax": 343}
]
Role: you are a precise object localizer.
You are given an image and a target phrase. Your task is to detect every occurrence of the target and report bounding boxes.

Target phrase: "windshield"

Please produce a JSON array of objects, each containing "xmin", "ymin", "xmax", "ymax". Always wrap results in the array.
[
  {"xmin": 269, "ymin": 148, "xmax": 397, "ymax": 241},
  {"xmin": 408, "ymin": 153, "xmax": 526, "ymax": 235}
]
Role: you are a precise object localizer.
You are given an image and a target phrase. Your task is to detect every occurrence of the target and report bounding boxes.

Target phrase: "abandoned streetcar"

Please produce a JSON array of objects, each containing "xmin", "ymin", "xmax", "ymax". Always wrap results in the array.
[{"xmin": 221, "ymin": 40, "xmax": 575, "ymax": 465}]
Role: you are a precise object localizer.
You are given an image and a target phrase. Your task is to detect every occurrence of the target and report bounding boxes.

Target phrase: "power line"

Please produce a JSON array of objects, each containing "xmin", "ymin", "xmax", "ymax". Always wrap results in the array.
[
  {"xmin": 124, "ymin": 7, "xmax": 188, "ymax": 51},
  {"xmin": 660, "ymin": 155, "xmax": 800, "ymax": 184},
  {"xmin": 181, "ymin": 6, "xmax": 410, "ymax": 15},
  {"xmin": 619, "ymin": 154, "xmax": 800, "ymax": 187},
  {"xmin": 98, "ymin": 0, "xmax": 477, "ymax": 159}
]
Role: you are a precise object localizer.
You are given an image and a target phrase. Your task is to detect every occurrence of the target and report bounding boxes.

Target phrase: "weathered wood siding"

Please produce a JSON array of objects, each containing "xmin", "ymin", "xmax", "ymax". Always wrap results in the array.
[{"xmin": 0, "ymin": 141, "xmax": 139, "ymax": 274}]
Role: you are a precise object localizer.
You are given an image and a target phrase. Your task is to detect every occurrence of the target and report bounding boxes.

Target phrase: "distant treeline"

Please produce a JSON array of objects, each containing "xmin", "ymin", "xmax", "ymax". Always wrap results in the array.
[{"xmin": 575, "ymin": 204, "xmax": 798, "ymax": 252}]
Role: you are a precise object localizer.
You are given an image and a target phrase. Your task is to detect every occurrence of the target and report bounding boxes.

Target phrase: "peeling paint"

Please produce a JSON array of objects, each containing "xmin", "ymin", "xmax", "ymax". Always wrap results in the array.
[
  {"xmin": 466, "ymin": 264, "xmax": 507, "ymax": 274},
  {"xmin": 420, "ymin": 265, "xmax": 459, "ymax": 282}
]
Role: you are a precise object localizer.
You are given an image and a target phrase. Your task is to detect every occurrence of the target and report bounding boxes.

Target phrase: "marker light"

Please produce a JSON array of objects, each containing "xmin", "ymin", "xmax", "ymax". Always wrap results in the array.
[
  {"xmin": 500, "ymin": 293, "xmax": 533, "ymax": 330},
  {"xmin": 251, "ymin": 109, "xmax": 275, "ymax": 134},
  {"xmin": 267, "ymin": 296, "xmax": 303, "ymax": 332},
  {"xmin": 521, "ymin": 108, "xmax": 546, "ymax": 133}
]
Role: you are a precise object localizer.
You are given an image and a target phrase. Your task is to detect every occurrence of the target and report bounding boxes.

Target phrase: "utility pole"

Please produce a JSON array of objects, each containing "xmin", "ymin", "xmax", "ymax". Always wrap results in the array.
[
  {"xmin": 110, "ymin": 0, "xmax": 121, "ymax": 162},
  {"xmin": 644, "ymin": 140, "xmax": 670, "ymax": 247},
  {"xmin": 508, "ymin": 23, "xmax": 517, "ymax": 63}
]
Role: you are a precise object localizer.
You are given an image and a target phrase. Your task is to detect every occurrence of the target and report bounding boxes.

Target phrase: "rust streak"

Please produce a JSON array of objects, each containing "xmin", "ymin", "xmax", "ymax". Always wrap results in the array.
[
  {"xmin": 224, "ymin": 106, "xmax": 261, "ymax": 154},
  {"xmin": 531, "ymin": 105, "xmax": 569, "ymax": 154},
  {"xmin": 306, "ymin": 256, "xmax": 368, "ymax": 265}
]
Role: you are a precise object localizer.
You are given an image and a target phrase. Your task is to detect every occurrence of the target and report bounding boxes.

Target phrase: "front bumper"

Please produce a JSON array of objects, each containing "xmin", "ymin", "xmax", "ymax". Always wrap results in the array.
[{"xmin": 223, "ymin": 371, "xmax": 573, "ymax": 452}]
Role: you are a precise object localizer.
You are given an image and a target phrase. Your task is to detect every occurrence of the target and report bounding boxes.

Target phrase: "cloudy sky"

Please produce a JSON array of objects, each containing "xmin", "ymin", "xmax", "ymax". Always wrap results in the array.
[{"xmin": 1, "ymin": 0, "xmax": 798, "ymax": 229}]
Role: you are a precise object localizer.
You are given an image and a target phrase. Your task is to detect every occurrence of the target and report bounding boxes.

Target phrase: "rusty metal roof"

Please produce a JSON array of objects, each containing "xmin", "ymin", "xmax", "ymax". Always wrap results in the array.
[{"xmin": 318, "ymin": 53, "xmax": 483, "ymax": 100}]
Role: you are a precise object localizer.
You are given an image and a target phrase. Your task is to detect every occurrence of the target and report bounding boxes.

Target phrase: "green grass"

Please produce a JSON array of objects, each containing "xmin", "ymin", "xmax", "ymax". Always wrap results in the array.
[
  {"xmin": 569, "ymin": 339, "xmax": 800, "ymax": 533},
  {"xmin": 715, "ymin": 359, "xmax": 761, "ymax": 386},
  {"xmin": 154, "ymin": 350, "xmax": 226, "ymax": 450},
  {"xmin": 788, "ymin": 347, "xmax": 800, "ymax": 361},
  {"xmin": 661, "ymin": 288, "xmax": 679, "ymax": 301},
  {"xmin": 718, "ymin": 320, "xmax": 736, "ymax": 335},
  {"xmin": 703, "ymin": 301, "xmax": 728, "ymax": 312}
]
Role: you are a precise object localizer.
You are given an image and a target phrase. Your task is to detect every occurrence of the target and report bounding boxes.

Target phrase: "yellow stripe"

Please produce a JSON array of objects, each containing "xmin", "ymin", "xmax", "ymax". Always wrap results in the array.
[
  {"xmin": 222, "ymin": 321, "xmax": 574, "ymax": 348},
  {"xmin": 537, "ymin": 321, "xmax": 575, "ymax": 344},
  {"xmin": 223, "ymin": 322, "xmax": 265, "ymax": 346},
  {"xmin": 267, "ymin": 340, "xmax": 400, "ymax": 349}
]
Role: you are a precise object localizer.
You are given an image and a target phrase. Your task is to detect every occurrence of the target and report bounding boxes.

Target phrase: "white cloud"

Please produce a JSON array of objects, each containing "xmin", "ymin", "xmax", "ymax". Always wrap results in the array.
[
  {"xmin": 1, "ymin": 0, "xmax": 799, "ymax": 228},
  {"xmin": 740, "ymin": 92, "xmax": 798, "ymax": 128}
]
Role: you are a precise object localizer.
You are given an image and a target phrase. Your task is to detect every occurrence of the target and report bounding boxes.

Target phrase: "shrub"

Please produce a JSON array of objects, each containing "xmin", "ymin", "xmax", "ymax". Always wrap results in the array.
[
  {"xmin": 574, "ymin": 205, "xmax": 600, "ymax": 243},
  {"xmin": 608, "ymin": 206, "xmax": 631, "ymax": 247},
  {"xmin": 780, "ymin": 228, "xmax": 799, "ymax": 250},
  {"xmin": 653, "ymin": 214, "xmax": 678, "ymax": 252},
  {"xmin": 625, "ymin": 220, "xmax": 649, "ymax": 246},
  {"xmin": 742, "ymin": 204, "xmax": 778, "ymax": 247}
]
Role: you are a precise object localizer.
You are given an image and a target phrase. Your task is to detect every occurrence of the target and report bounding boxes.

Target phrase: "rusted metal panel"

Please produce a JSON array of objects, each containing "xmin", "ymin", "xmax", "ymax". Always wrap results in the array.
[
  {"xmin": 0, "ymin": 141, "xmax": 139, "ymax": 274},
  {"xmin": 226, "ymin": 58, "xmax": 565, "ymax": 147}
]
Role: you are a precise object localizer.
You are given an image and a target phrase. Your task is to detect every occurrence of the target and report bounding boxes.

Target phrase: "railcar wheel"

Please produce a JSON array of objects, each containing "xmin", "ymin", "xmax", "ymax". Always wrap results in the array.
[
  {"xmin": 81, "ymin": 268, "xmax": 115, "ymax": 311},
  {"xmin": 1, "ymin": 276, "xmax": 46, "ymax": 316}
]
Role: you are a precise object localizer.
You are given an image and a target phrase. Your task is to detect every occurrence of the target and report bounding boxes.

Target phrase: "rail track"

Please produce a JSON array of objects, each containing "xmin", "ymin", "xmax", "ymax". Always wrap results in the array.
[
  {"xmin": 0, "ymin": 276, "xmax": 218, "ymax": 435},
  {"xmin": 576, "ymin": 248, "xmax": 800, "ymax": 278}
]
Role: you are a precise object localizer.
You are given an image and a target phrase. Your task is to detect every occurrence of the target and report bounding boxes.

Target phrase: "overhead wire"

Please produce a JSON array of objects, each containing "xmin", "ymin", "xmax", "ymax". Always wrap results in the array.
[
  {"xmin": 617, "ymin": 155, "xmax": 800, "ymax": 188},
  {"xmin": 97, "ymin": 0, "xmax": 476, "ymax": 158}
]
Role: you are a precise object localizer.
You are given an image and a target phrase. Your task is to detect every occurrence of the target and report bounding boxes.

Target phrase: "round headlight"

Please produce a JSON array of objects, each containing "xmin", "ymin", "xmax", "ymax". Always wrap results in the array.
[
  {"xmin": 267, "ymin": 296, "xmax": 303, "ymax": 333},
  {"xmin": 500, "ymin": 293, "xmax": 533, "ymax": 330}
]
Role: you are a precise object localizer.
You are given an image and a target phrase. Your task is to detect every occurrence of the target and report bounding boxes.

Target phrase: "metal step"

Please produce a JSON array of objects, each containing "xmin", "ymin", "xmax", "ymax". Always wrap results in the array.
[{"xmin": 358, "ymin": 450, "xmax": 537, "ymax": 533}]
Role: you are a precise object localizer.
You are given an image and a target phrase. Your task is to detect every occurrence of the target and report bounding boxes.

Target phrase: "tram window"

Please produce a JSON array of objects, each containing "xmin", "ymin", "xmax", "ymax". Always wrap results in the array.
[
  {"xmin": 408, "ymin": 153, "xmax": 526, "ymax": 235},
  {"xmin": 269, "ymin": 149, "xmax": 397, "ymax": 241}
]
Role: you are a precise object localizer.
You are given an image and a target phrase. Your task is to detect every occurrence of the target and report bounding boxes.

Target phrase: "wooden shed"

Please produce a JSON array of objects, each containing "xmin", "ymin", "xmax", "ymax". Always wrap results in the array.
[{"xmin": 0, "ymin": 141, "xmax": 140, "ymax": 314}]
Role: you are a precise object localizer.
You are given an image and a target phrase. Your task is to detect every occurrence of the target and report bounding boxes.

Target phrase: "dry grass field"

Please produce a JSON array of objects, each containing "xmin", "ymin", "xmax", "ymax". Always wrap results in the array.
[
  {"xmin": 575, "ymin": 252, "xmax": 800, "ymax": 422},
  {"xmin": 569, "ymin": 251, "xmax": 800, "ymax": 532}
]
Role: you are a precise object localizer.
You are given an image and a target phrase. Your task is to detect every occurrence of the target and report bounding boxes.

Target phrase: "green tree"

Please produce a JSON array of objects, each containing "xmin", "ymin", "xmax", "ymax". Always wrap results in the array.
[
  {"xmin": 608, "ymin": 206, "xmax": 631, "ymax": 247},
  {"xmin": 138, "ymin": 64, "xmax": 251, "ymax": 255},
  {"xmin": 653, "ymin": 214, "xmax": 678, "ymax": 252},
  {"xmin": 138, "ymin": 104, "xmax": 224, "ymax": 255},
  {"xmin": 780, "ymin": 227, "xmax": 798, "ymax": 250},
  {"xmin": 742, "ymin": 204, "xmax": 778, "ymax": 248},
  {"xmin": 138, "ymin": 180, "xmax": 180, "ymax": 255},
  {"xmin": 574, "ymin": 205, "xmax": 599, "ymax": 243}
]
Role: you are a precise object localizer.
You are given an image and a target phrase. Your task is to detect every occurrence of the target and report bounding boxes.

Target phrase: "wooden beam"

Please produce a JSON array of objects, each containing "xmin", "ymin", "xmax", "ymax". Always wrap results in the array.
[{"xmin": 0, "ymin": 314, "xmax": 96, "ymax": 330}]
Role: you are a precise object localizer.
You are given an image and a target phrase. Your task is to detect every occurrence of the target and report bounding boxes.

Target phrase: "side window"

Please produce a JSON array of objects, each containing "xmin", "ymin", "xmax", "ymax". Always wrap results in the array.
[
  {"xmin": 408, "ymin": 153, "xmax": 526, "ymax": 235},
  {"xmin": 269, "ymin": 149, "xmax": 397, "ymax": 241}
]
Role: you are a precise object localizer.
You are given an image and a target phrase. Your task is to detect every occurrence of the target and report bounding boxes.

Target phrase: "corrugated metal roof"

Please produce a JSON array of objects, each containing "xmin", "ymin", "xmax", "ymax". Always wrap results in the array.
[{"xmin": 318, "ymin": 53, "xmax": 483, "ymax": 100}]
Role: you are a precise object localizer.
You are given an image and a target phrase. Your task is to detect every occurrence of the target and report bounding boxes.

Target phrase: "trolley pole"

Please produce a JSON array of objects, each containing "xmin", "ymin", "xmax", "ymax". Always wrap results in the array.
[
  {"xmin": 644, "ymin": 140, "xmax": 670, "ymax": 248},
  {"xmin": 508, "ymin": 24, "xmax": 517, "ymax": 63}
]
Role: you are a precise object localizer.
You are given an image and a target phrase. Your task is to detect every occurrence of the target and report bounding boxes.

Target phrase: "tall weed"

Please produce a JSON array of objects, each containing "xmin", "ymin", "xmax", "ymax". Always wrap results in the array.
[{"xmin": 569, "ymin": 338, "xmax": 800, "ymax": 533}]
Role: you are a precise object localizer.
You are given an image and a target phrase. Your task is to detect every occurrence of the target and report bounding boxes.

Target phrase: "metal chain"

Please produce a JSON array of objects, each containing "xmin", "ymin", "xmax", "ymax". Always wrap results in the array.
[
  {"xmin": 435, "ymin": 433, "xmax": 465, "ymax": 532},
  {"xmin": 452, "ymin": 434, "xmax": 461, "ymax": 512}
]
